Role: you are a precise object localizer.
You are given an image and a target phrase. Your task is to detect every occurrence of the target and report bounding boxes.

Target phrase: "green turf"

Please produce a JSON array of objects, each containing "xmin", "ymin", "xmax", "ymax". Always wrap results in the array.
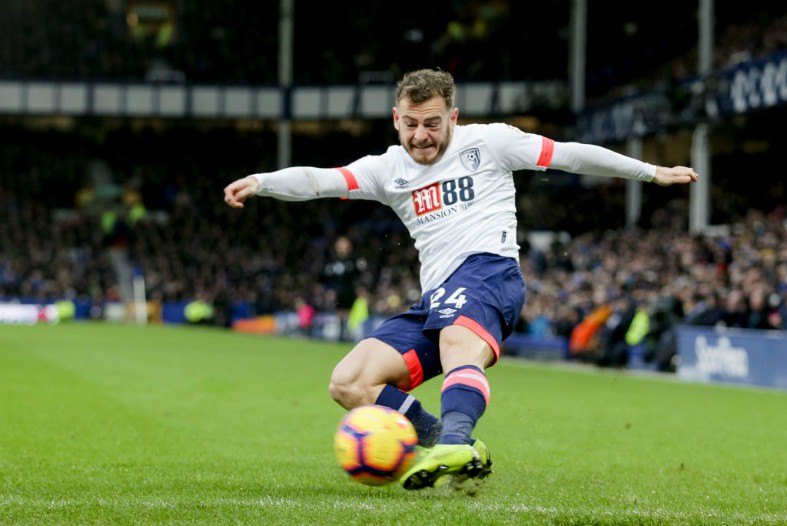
[{"xmin": 0, "ymin": 323, "xmax": 785, "ymax": 525}]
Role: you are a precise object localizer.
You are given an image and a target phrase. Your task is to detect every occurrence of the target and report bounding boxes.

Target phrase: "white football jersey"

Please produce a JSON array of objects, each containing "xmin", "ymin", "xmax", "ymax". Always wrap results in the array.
[
  {"xmin": 341, "ymin": 123, "xmax": 552, "ymax": 292},
  {"xmin": 252, "ymin": 123, "xmax": 655, "ymax": 292}
]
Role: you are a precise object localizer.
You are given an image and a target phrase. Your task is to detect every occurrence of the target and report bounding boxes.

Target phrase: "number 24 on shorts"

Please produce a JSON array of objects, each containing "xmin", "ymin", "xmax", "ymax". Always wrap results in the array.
[{"xmin": 429, "ymin": 287, "xmax": 468, "ymax": 310}]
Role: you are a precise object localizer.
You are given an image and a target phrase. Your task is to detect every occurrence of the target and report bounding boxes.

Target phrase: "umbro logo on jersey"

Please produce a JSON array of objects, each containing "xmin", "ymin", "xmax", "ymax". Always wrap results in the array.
[
  {"xmin": 395, "ymin": 178, "xmax": 408, "ymax": 186},
  {"xmin": 437, "ymin": 308, "xmax": 457, "ymax": 318},
  {"xmin": 459, "ymin": 148, "xmax": 481, "ymax": 172}
]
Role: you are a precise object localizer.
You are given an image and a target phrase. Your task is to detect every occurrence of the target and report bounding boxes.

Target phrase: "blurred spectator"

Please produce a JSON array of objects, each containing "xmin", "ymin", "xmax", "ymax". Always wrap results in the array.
[
  {"xmin": 597, "ymin": 295, "xmax": 637, "ymax": 368},
  {"xmin": 722, "ymin": 289, "xmax": 749, "ymax": 329},
  {"xmin": 568, "ymin": 303, "xmax": 612, "ymax": 361},
  {"xmin": 294, "ymin": 296, "xmax": 316, "ymax": 336},
  {"xmin": 685, "ymin": 291, "xmax": 725, "ymax": 326},
  {"xmin": 347, "ymin": 286, "xmax": 372, "ymax": 342},
  {"xmin": 320, "ymin": 236, "xmax": 364, "ymax": 341},
  {"xmin": 745, "ymin": 287, "xmax": 782, "ymax": 331},
  {"xmin": 643, "ymin": 296, "xmax": 685, "ymax": 372}
]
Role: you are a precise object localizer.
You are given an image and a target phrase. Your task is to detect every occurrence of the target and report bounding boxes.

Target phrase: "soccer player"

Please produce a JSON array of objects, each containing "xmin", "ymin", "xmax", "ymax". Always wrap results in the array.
[{"xmin": 224, "ymin": 69, "xmax": 699, "ymax": 490}]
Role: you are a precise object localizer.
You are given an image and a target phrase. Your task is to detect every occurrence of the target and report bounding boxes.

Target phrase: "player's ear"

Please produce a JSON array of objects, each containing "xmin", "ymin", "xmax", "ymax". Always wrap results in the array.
[
  {"xmin": 450, "ymin": 107, "xmax": 459, "ymax": 125},
  {"xmin": 392, "ymin": 107, "xmax": 400, "ymax": 131}
]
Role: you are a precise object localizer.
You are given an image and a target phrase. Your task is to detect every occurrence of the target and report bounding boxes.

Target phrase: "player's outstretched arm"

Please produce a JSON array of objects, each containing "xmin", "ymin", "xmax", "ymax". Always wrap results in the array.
[
  {"xmin": 224, "ymin": 167, "xmax": 352, "ymax": 206},
  {"xmin": 652, "ymin": 166, "xmax": 699, "ymax": 186},
  {"xmin": 549, "ymin": 142, "xmax": 698, "ymax": 185},
  {"xmin": 224, "ymin": 175, "xmax": 260, "ymax": 209}
]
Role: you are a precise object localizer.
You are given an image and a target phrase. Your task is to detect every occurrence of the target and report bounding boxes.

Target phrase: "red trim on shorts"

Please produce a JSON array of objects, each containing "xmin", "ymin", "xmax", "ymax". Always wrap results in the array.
[
  {"xmin": 537, "ymin": 137, "xmax": 555, "ymax": 167},
  {"xmin": 441, "ymin": 370, "xmax": 491, "ymax": 405},
  {"xmin": 334, "ymin": 167, "xmax": 358, "ymax": 200},
  {"xmin": 454, "ymin": 315, "xmax": 501, "ymax": 365},
  {"xmin": 402, "ymin": 349, "xmax": 424, "ymax": 390}
]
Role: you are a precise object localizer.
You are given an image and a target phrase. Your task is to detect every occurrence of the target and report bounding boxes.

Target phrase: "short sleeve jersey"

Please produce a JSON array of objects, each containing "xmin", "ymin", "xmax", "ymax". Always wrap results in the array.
[{"xmin": 341, "ymin": 123, "xmax": 554, "ymax": 292}]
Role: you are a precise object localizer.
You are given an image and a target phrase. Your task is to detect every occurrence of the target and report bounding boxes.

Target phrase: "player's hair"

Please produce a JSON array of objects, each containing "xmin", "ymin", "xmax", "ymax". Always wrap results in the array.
[{"xmin": 395, "ymin": 69, "xmax": 456, "ymax": 108}]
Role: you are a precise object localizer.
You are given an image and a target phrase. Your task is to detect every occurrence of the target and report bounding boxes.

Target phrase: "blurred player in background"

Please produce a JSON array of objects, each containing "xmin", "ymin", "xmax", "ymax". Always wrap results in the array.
[
  {"xmin": 320, "ymin": 235, "xmax": 363, "ymax": 341},
  {"xmin": 224, "ymin": 69, "xmax": 698, "ymax": 490}
]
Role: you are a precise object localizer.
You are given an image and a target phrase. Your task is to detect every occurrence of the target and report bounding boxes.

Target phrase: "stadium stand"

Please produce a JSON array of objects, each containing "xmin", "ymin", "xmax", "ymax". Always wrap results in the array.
[{"xmin": 0, "ymin": 1, "xmax": 780, "ymax": 88}]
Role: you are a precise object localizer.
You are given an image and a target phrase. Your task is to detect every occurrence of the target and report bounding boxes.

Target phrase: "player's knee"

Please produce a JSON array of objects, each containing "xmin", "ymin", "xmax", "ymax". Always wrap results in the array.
[
  {"xmin": 328, "ymin": 365, "xmax": 367, "ymax": 409},
  {"xmin": 329, "ymin": 338, "xmax": 409, "ymax": 409},
  {"xmin": 327, "ymin": 376, "xmax": 350, "ymax": 408}
]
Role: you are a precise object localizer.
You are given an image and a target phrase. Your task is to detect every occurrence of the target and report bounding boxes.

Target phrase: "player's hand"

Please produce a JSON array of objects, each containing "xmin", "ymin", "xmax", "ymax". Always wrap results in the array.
[
  {"xmin": 652, "ymin": 166, "xmax": 699, "ymax": 186},
  {"xmin": 224, "ymin": 175, "xmax": 260, "ymax": 208}
]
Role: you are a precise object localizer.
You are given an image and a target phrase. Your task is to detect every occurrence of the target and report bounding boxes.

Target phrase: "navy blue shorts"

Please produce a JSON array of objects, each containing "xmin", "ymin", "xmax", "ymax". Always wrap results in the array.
[{"xmin": 369, "ymin": 253, "xmax": 526, "ymax": 390}]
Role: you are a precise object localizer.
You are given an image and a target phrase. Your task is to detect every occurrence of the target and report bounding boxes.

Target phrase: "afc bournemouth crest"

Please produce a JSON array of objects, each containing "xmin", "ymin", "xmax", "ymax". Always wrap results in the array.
[{"xmin": 459, "ymin": 148, "xmax": 481, "ymax": 172}]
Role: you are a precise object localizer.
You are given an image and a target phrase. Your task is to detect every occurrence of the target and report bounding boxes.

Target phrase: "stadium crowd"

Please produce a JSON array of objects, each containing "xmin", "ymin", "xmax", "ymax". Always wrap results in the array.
[
  {"xmin": 2, "ymin": 123, "xmax": 787, "ymax": 366},
  {"xmin": 520, "ymin": 207, "xmax": 787, "ymax": 369}
]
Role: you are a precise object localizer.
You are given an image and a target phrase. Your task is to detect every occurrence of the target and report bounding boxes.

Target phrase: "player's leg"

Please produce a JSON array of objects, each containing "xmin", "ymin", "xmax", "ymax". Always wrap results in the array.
[
  {"xmin": 400, "ymin": 253, "xmax": 525, "ymax": 490},
  {"xmin": 400, "ymin": 327, "xmax": 495, "ymax": 490},
  {"xmin": 437, "ymin": 324, "xmax": 494, "ymax": 446},
  {"xmin": 329, "ymin": 332, "xmax": 442, "ymax": 447}
]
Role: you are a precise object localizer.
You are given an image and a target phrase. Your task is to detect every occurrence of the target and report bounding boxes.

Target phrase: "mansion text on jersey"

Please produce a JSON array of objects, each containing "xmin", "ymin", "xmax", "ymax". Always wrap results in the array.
[{"xmin": 415, "ymin": 203, "xmax": 471, "ymax": 224}]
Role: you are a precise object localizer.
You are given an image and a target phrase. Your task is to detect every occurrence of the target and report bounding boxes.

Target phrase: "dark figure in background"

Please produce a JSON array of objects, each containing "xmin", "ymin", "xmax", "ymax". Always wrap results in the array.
[
  {"xmin": 685, "ymin": 291, "xmax": 725, "ymax": 326},
  {"xmin": 597, "ymin": 295, "xmax": 637, "ymax": 368},
  {"xmin": 644, "ymin": 296, "xmax": 685, "ymax": 372},
  {"xmin": 745, "ymin": 288, "xmax": 782, "ymax": 330},
  {"xmin": 321, "ymin": 236, "xmax": 363, "ymax": 341},
  {"xmin": 722, "ymin": 289, "xmax": 749, "ymax": 328},
  {"xmin": 211, "ymin": 283, "xmax": 233, "ymax": 329}
]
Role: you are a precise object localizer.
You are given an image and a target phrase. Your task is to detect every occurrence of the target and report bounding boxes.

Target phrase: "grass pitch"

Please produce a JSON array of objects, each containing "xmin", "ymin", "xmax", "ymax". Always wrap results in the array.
[{"xmin": 0, "ymin": 323, "xmax": 785, "ymax": 525}]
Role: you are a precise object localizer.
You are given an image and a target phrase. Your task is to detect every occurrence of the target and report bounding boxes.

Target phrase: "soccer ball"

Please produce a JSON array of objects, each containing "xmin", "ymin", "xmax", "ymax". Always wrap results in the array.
[{"xmin": 334, "ymin": 405, "xmax": 418, "ymax": 486}]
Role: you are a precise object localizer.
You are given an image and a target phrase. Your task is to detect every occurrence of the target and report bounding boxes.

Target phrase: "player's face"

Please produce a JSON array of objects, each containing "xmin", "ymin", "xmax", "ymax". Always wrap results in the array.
[{"xmin": 393, "ymin": 96, "xmax": 458, "ymax": 165}]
